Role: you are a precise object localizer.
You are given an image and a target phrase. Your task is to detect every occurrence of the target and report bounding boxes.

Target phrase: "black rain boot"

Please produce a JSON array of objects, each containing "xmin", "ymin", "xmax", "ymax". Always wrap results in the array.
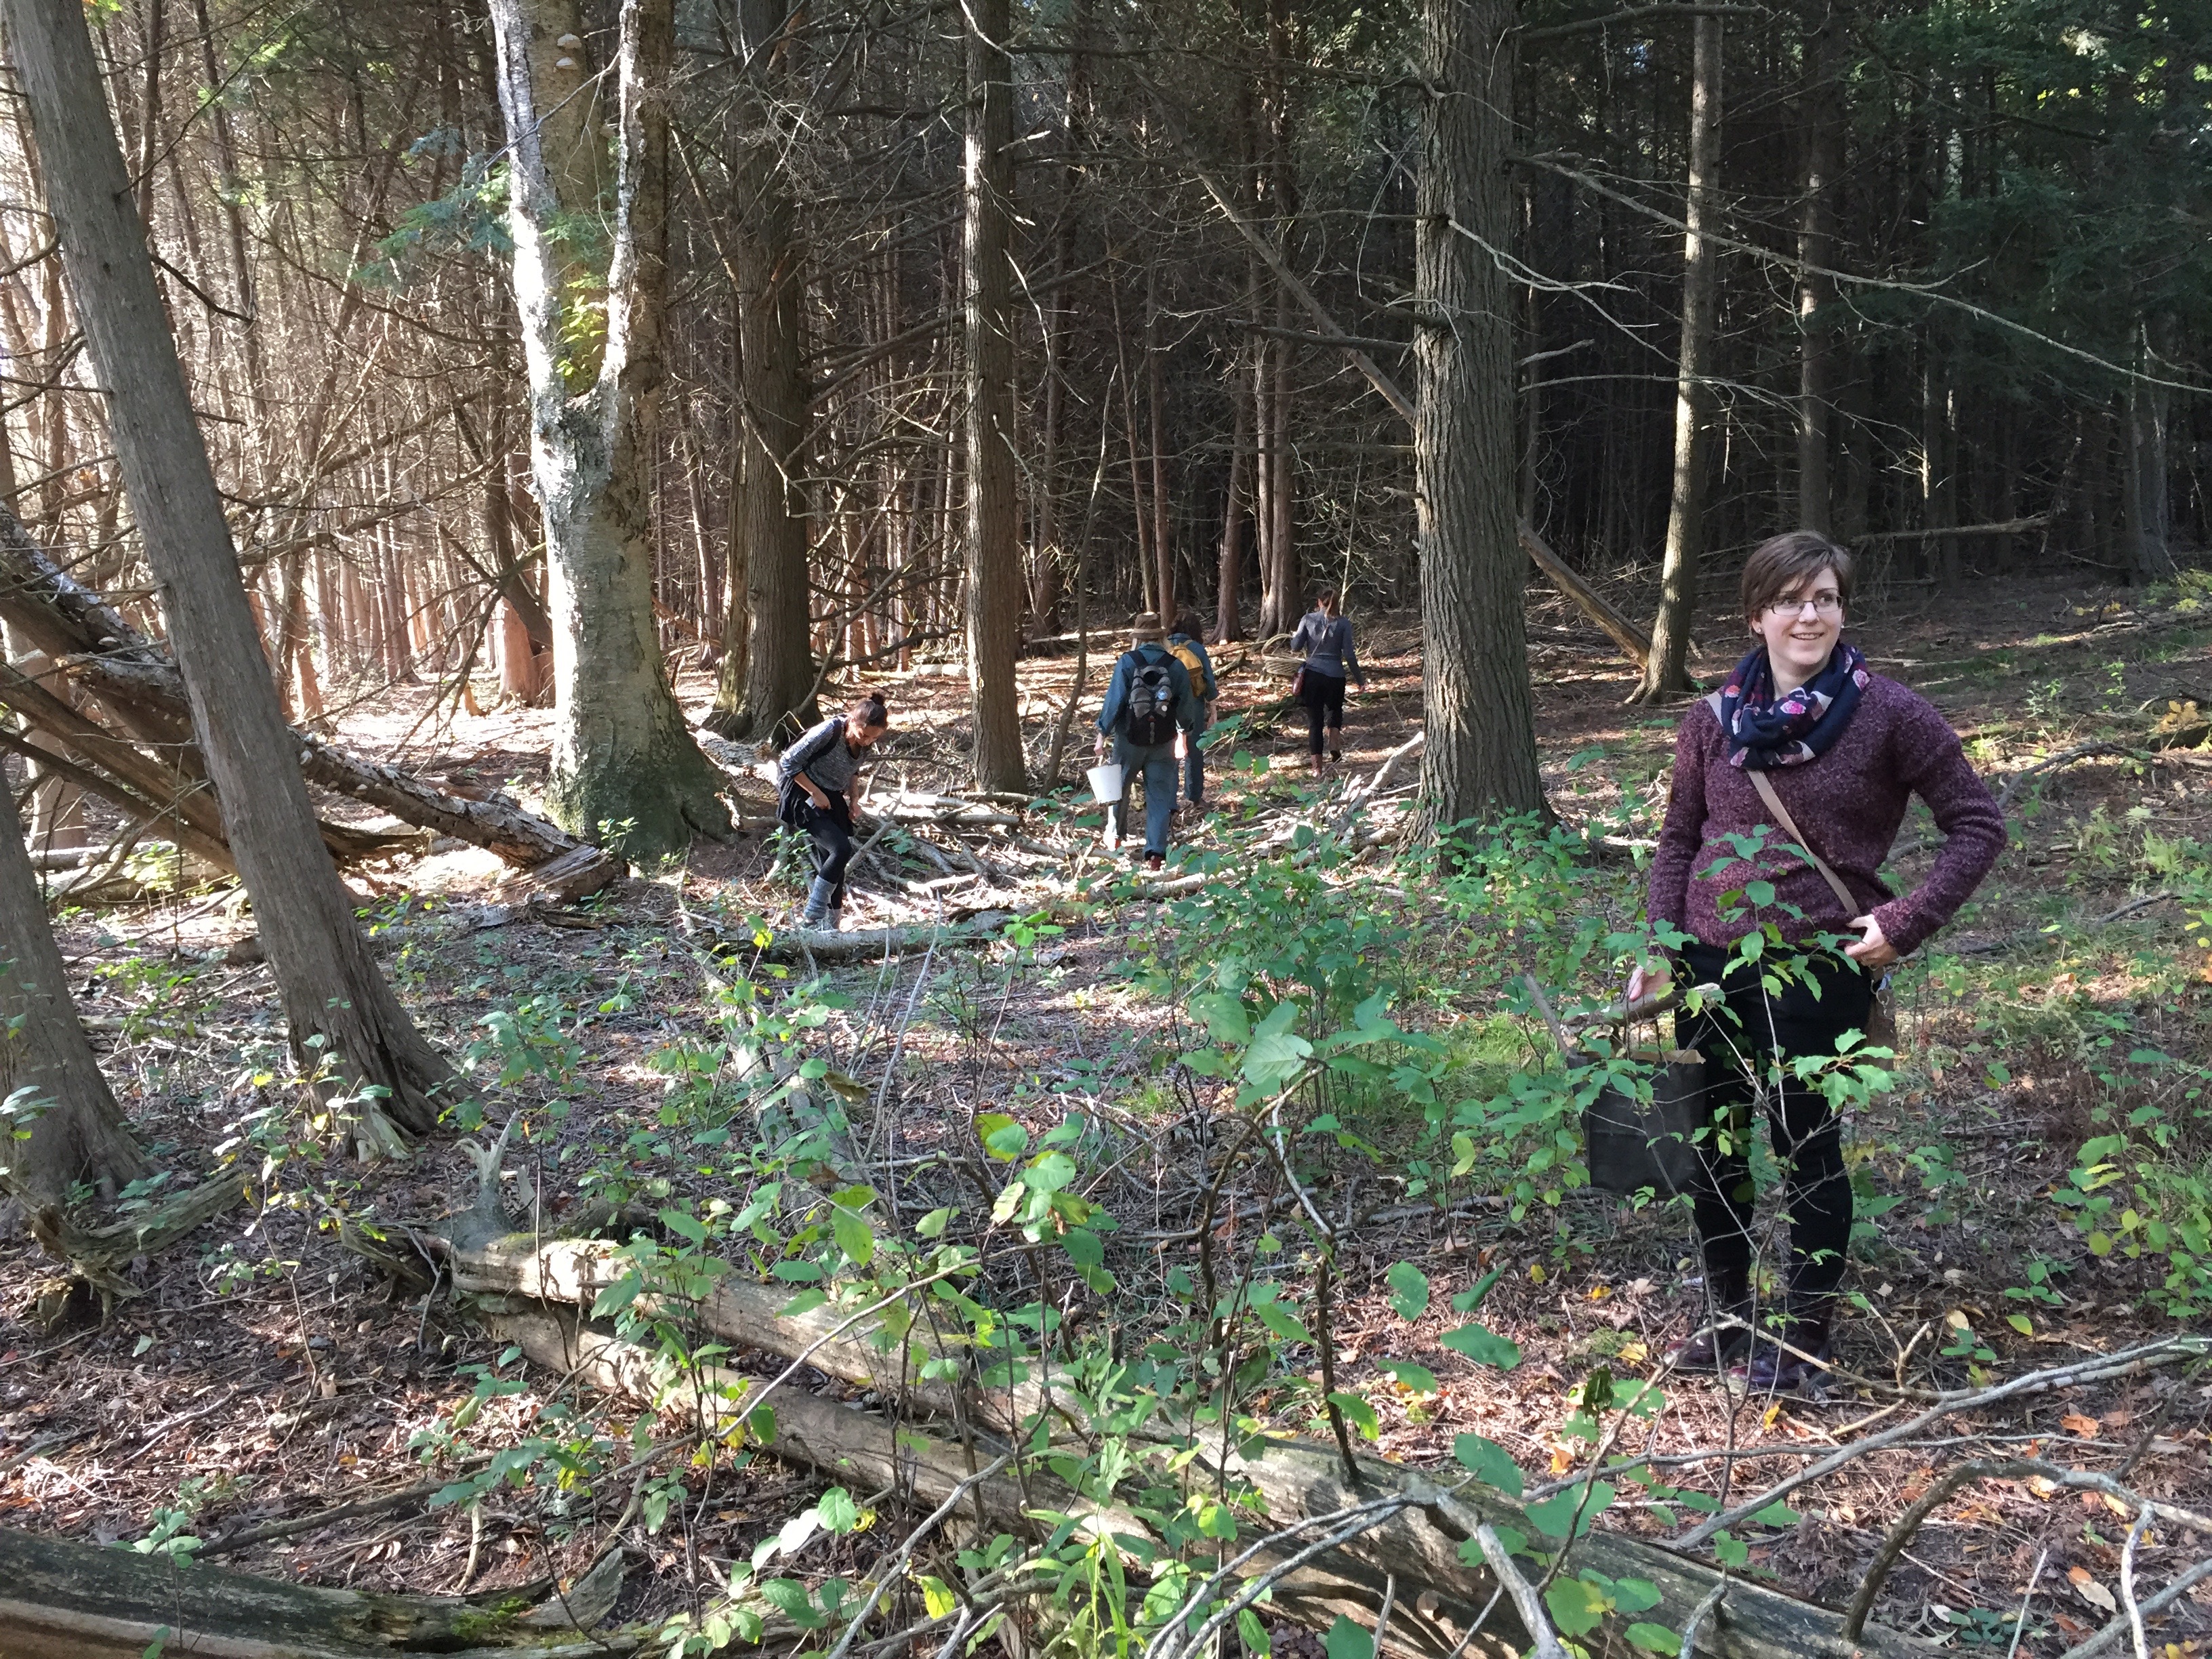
[
  {"xmin": 1666, "ymin": 1269, "xmax": 1753, "ymax": 1373},
  {"xmin": 1733, "ymin": 1296, "xmax": 1836, "ymax": 1395},
  {"xmin": 799, "ymin": 876, "xmax": 836, "ymax": 930}
]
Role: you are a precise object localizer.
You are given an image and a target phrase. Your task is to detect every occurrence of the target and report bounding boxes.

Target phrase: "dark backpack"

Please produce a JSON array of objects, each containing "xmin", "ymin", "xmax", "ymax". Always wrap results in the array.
[{"xmin": 1121, "ymin": 649, "xmax": 1180, "ymax": 746}]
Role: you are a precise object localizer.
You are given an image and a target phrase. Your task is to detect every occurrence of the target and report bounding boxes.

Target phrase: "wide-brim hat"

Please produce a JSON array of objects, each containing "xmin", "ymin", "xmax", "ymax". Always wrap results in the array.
[{"xmin": 1131, "ymin": 611, "xmax": 1164, "ymax": 642}]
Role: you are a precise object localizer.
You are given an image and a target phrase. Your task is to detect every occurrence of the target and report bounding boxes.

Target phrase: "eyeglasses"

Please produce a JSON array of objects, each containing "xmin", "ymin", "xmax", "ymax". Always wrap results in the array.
[{"xmin": 1763, "ymin": 592, "xmax": 1843, "ymax": 619}]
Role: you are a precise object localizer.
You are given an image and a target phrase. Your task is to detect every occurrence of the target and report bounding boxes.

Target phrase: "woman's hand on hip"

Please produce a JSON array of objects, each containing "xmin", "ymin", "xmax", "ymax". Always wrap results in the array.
[{"xmin": 1845, "ymin": 913, "xmax": 1899, "ymax": 968}]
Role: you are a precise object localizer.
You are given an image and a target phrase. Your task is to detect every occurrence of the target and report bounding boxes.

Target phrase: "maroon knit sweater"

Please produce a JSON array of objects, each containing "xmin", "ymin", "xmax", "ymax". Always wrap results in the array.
[{"xmin": 1649, "ymin": 674, "xmax": 2005, "ymax": 956}]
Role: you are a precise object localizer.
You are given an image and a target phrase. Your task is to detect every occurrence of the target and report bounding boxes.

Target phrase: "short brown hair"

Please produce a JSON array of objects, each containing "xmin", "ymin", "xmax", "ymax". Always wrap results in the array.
[{"xmin": 1741, "ymin": 531, "xmax": 1852, "ymax": 621}]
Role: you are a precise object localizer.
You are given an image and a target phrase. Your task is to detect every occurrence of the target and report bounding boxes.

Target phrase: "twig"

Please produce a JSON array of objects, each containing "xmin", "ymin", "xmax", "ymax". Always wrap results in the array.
[
  {"xmin": 2121, "ymin": 1507, "xmax": 2152, "ymax": 1659},
  {"xmin": 1371, "ymin": 1572, "xmax": 1398, "ymax": 1656},
  {"xmin": 1473, "ymin": 1525, "xmax": 1569, "ymax": 1659},
  {"xmin": 822, "ymin": 1452, "xmax": 1015, "ymax": 1659},
  {"xmin": 1144, "ymin": 1496, "xmax": 1417, "ymax": 1659},
  {"xmin": 1676, "ymin": 1338, "xmax": 2207, "ymax": 1551},
  {"xmin": 1677, "ymin": 1580, "xmax": 1727, "ymax": 1659},
  {"xmin": 2003, "ymin": 1548, "xmax": 2048, "ymax": 1659},
  {"xmin": 2053, "ymin": 1557, "xmax": 2212, "ymax": 1659}
]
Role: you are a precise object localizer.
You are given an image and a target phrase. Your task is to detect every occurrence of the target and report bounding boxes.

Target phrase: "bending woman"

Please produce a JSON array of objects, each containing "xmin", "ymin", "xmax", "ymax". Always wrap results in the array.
[
  {"xmin": 1631, "ymin": 532, "xmax": 2002, "ymax": 1393},
  {"xmin": 777, "ymin": 694, "xmax": 890, "ymax": 933},
  {"xmin": 1289, "ymin": 588, "xmax": 1366, "ymax": 777}
]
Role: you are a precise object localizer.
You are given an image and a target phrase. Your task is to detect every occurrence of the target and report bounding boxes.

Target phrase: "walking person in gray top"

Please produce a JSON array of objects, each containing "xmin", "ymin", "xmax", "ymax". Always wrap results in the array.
[
  {"xmin": 1289, "ymin": 588, "xmax": 1366, "ymax": 777},
  {"xmin": 777, "ymin": 694, "xmax": 890, "ymax": 930}
]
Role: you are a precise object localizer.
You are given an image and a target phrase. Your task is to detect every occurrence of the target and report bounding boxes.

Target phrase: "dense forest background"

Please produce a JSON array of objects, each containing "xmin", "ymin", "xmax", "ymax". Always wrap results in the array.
[{"xmin": 2, "ymin": 0, "xmax": 2203, "ymax": 737}]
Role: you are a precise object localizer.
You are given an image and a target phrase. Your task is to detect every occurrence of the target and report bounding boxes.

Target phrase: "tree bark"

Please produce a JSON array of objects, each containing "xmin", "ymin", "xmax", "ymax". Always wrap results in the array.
[
  {"xmin": 487, "ymin": 0, "xmax": 731, "ymax": 861},
  {"xmin": 0, "ymin": 786, "xmax": 145, "ymax": 1203},
  {"xmin": 4, "ymin": 0, "xmax": 453, "ymax": 1154},
  {"xmin": 1413, "ymin": 0, "xmax": 1549, "ymax": 829},
  {"xmin": 962, "ymin": 0, "xmax": 1025, "ymax": 792},
  {"xmin": 1795, "ymin": 10, "xmax": 1844, "ymax": 533},
  {"xmin": 2122, "ymin": 325, "xmax": 2172, "ymax": 582},
  {"xmin": 1635, "ymin": 11, "xmax": 1723, "ymax": 703},
  {"xmin": 709, "ymin": 0, "xmax": 816, "ymax": 743},
  {"xmin": 1216, "ymin": 351, "xmax": 1250, "ymax": 642}
]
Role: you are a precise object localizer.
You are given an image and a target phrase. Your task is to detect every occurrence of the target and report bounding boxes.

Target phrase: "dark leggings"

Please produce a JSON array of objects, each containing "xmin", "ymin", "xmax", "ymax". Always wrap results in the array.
[
  {"xmin": 1300, "ymin": 670, "xmax": 1347, "ymax": 755},
  {"xmin": 1677, "ymin": 941, "xmax": 1874, "ymax": 1303},
  {"xmin": 789, "ymin": 794, "xmax": 855, "ymax": 903}
]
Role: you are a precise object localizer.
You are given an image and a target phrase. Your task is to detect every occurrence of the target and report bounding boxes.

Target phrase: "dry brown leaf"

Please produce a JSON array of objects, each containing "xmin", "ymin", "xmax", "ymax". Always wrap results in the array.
[
  {"xmin": 2061, "ymin": 1410, "xmax": 2101, "ymax": 1436},
  {"xmin": 2068, "ymin": 1568, "xmax": 2118, "ymax": 1614}
]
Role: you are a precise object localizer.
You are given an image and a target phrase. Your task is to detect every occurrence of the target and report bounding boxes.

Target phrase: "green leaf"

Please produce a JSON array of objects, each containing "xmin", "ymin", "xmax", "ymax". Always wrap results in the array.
[
  {"xmin": 1251, "ymin": 1299, "xmax": 1313, "ymax": 1345},
  {"xmin": 1324, "ymin": 1615, "xmax": 1373, "ymax": 1659},
  {"xmin": 817, "ymin": 1488, "xmax": 861, "ymax": 1534},
  {"xmin": 832, "ymin": 1208, "xmax": 876, "ymax": 1267},
  {"xmin": 1061, "ymin": 1227, "xmax": 1104, "ymax": 1267},
  {"xmin": 1525, "ymin": 1481, "xmax": 1615, "ymax": 1540},
  {"xmin": 1023, "ymin": 1151, "xmax": 1077, "ymax": 1193},
  {"xmin": 1450, "ymin": 1267, "xmax": 1501, "ymax": 1313},
  {"xmin": 1385, "ymin": 1261, "xmax": 1431, "ymax": 1321},
  {"xmin": 1612, "ymin": 1578, "xmax": 1663, "ymax": 1615},
  {"xmin": 1378, "ymin": 1359, "xmax": 1439, "ymax": 1395},
  {"xmin": 770, "ymin": 1259, "xmax": 823, "ymax": 1282},
  {"xmin": 1626, "ymin": 1622, "xmax": 1682, "ymax": 1654},
  {"xmin": 1452, "ymin": 1433, "xmax": 1524, "ymax": 1498},
  {"xmin": 981, "ymin": 1118, "xmax": 1029, "ymax": 1161},
  {"xmin": 658, "ymin": 1206, "xmax": 709, "ymax": 1246},
  {"xmin": 1244, "ymin": 1002, "xmax": 1314, "ymax": 1090},
  {"xmin": 1544, "ymin": 1575, "xmax": 1607, "ymax": 1637},
  {"xmin": 916, "ymin": 1207, "xmax": 953, "ymax": 1238},
  {"xmin": 1751, "ymin": 1501, "xmax": 1800, "ymax": 1528},
  {"xmin": 1713, "ymin": 1530, "xmax": 1749, "ymax": 1568},
  {"xmin": 777, "ymin": 1289, "xmax": 828, "ymax": 1318},
  {"xmin": 1237, "ymin": 1610, "xmax": 1273, "ymax": 1659},
  {"xmin": 1190, "ymin": 990, "xmax": 1251, "ymax": 1044},
  {"xmin": 1327, "ymin": 1391, "xmax": 1380, "ymax": 1441},
  {"xmin": 1439, "ymin": 1321, "xmax": 1521, "ymax": 1370},
  {"xmin": 918, "ymin": 1575, "xmax": 958, "ymax": 1619}
]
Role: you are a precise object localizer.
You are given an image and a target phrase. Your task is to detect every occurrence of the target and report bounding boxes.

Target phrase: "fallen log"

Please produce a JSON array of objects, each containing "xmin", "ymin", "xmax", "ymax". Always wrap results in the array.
[
  {"xmin": 14, "ymin": 1166, "xmax": 251, "ymax": 1324},
  {"xmin": 0, "ymin": 514, "xmax": 617, "ymax": 893},
  {"xmin": 473, "ymin": 1296, "xmax": 1925, "ymax": 1659},
  {"xmin": 0, "ymin": 1523, "xmax": 641, "ymax": 1658}
]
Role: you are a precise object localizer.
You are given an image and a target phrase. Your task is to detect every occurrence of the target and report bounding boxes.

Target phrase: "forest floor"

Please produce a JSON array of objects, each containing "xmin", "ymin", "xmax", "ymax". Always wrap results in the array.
[{"xmin": 7, "ymin": 562, "xmax": 2212, "ymax": 1654}]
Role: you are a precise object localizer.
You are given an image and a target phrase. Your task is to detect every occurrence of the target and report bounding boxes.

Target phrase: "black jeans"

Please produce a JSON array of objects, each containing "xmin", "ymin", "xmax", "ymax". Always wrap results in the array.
[
  {"xmin": 1677, "ymin": 940, "xmax": 1874, "ymax": 1303},
  {"xmin": 1299, "ymin": 670, "xmax": 1347, "ymax": 754},
  {"xmin": 785, "ymin": 790, "xmax": 855, "ymax": 903}
]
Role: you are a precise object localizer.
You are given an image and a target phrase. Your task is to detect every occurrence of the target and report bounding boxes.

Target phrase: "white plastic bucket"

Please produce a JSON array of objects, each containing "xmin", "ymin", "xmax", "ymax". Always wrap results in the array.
[{"xmin": 1086, "ymin": 762, "xmax": 1124, "ymax": 804}]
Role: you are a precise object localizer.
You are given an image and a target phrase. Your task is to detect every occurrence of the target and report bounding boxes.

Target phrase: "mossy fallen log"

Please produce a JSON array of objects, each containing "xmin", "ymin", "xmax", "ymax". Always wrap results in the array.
[{"xmin": 0, "ymin": 1523, "xmax": 636, "ymax": 1658}]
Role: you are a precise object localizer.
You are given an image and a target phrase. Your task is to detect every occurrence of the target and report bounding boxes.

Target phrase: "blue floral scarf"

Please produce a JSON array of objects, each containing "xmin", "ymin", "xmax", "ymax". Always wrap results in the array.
[{"xmin": 1716, "ymin": 641, "xmax": 1870, "ymax": 770}]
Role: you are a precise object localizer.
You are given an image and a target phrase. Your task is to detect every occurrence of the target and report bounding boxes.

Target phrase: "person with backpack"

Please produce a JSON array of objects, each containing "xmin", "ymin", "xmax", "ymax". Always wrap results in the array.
[
  {"xmin": 1094, "ymin": 612, "xmax": 1202, "ymax": 870},
  {"xmin": 1167, "ymin": 609, "xmax": 1218, "ymax": 811},
  {"xmin": 1288, "ymin": 588, "xmax": 1366, "ymax": 777},
  {"xmin": 777, "ymin": 693, "xmax": 891, "ymax": 931}
]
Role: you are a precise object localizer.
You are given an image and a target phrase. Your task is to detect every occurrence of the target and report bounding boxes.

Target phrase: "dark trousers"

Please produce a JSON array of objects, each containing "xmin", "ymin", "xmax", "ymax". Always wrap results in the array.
[
  {"xmin": 1677, "ymin": 940, "xmax": 1874, "ymax": 1303},
  {"xmin": 1299, "ymin": 670, "xmax": 1347, "ymax": 755},
  {"xmin": 785, "ymin": 791, "xmax": 855, "ymax": 903}
]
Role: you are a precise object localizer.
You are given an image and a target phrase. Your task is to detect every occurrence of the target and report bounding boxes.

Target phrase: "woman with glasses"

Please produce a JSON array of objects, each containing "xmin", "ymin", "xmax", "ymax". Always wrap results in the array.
[{"xmin": 1627, "ymin": 531, "xmax": 2003, "ymax": 1393}]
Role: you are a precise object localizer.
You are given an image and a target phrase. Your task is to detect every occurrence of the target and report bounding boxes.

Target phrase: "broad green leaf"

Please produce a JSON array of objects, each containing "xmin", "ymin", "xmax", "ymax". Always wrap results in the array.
[
  {"xmin": 1452, "ymin": 1433, "xmax": 1523, "ymax": 1498},
  {"xmin": 1190, "ymin": 990, "xmax": 1251, "ymax": 1045},
  {"xmin": 1061, "ymin": 1227, "xmax": 1104, "ymax": 1267},
  {"xmin": 918, "ymin": 1575, "xmax": 958, "ymax": 1619},
  {"xmin": 916, "ymin": 1207, "xmax": 953, "ymax": 1238},
  {"xmin": 1544, "ymin": 1575, "xmax": 1607, "ymax": 1637},
  {"xmin": 1327, "ymin": 1391, "xmax": 1380, "ymax": 1441},
  {"xmin": 1378, "ymin": 1359, "xmax": 1438, "ymax": 1395},
  {"xmin": 1612, "ymin": 1578, "xmax": 1662, "ymax": 1614},
  {"xmin": 1324, "ymin": 1615, "xmax": 1372, "ymax": 1659},
  {"xmin": 770, "ymin": 1259, "xmax": 823, "ymax": 1282},
  {"xmin": 659, "ymin": 1206, "xmax": 709, "ymax": 1245},
  {"xmin": 1626, "ymin": 1623, "xmax": 1681, "ymax": 1654},
  {"xmin": 817, "ymin": 1488, "xmax": 861, "ymax": 1533},
  {"xmin": 777, "ymin": 1289, "xmax": 827, "ymax": 1318},
  {"xmin": 832, "ymin": 1208, "xmax": 875, "ymax": 1267},
  {"xmin": 1023, "ymin": 1151, "xmax": 1078, "ymax": 1193},
  {"xmin": 1440, "ymin": 1321, "xmax": 1521, "ymax": 1370},
  {"xmin": 1237, "ymin": 1610, "xmax": 1272, "ymax": 1658},
  {"xmin": 1450, "ymin": 1267, "xmax": 1501, "ymax": 1313},
  {"xmin": 1526, "ymin": 1481, "xmax": 1615, "ymax": 1540},
  {"xmin": 1251, "ymin": 1300, "xmax": 1313, "ymax": 1345},
  {"xmin": 1385, "ymin": 1261, "xmax": 1430, "ymax": 1321}
]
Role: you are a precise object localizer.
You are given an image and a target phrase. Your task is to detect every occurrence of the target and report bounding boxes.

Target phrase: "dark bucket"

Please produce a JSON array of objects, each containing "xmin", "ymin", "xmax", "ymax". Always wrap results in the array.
[{"xmin": 1580, "ymin": 1048, "xmax": 1707, "ymax": 1199}]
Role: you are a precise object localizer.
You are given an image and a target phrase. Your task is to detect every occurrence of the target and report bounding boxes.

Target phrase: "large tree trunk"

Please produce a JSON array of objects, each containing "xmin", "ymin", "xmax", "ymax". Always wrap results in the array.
[
  {"xmin": 0, "ymin": 787, "xmax": 145, "ymax": 1203},
  {"xmin": 1413, "ymin": 0, "xmax": 1549, "ymax": 829},
  {"xmin": 2122, "ymin": 325, "xmax": 2173, "ymax": 583},
  {"xmin": 4, "ymin": 0, "xmax": 452, "ymax": 1155},
  {"xmin": 709, "ymin": 0, "xmax": 815, "ymax": 744},
  {"xmin": 1634, "ymin": 12, "xmax": 1723, "ymax": 703},
  {"xmin": 487, "ymin": 0, "xmax": 730, "ymax": 860},
  {"xmin": 962, "ymin": 0, "xmax": 1025, "ymax": 793},
  {"xmin": 1215, "ymin": 353, "xmax": 1251, "ymax": 642},
  {"xmin": 1795, "ymin": 10, "xmax": 1844, "ymax": 533}
]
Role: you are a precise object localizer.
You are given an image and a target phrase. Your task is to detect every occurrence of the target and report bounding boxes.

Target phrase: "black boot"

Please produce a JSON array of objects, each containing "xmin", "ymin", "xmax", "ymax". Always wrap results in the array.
[
  {"xmin": 1732, "ymin": 1296, "xmax": 1835, "ymax": 1395},
  {"xmin": 1666, "ymin": 1271, "xmax": 1753, "ymax": 1373}
]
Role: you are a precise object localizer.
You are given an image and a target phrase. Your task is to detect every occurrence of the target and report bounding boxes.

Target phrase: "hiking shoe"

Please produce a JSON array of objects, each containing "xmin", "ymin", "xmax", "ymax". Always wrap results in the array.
[
  {"xmin": 1666, "ymin": 1306, "xmax": 1753, "ymax": 1373},
  {"xmin": 1146, "ymin": 853, "xmax": 1164, "ymax": 872},
  {"xmin": 1730, "ymin": 1303, "xmax": 1835, "ymax": 1395}
]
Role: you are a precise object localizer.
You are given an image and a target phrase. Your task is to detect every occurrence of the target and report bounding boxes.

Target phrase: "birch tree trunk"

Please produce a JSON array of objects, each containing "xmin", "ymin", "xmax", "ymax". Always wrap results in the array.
[
  {"xmin": 487, "ymin": 0, "xmax": 730, "ymax": 859},
  {"xmin": 962, "ymin": 0, "xmax": 1025, "ymax": 792},
  {"xmin": 708, "ymin": 0, "xmax": 816, "ymax": 743},
  {"xmin": 0, "ymin": 786, "xmax": 146, "ymax": 1203},
  {"xmin": 1412, "ymin": 0, "xmax": 1548, "ymax": 830},
  {"xmin": 3, "ymin": 0, "xmax": 452, "ymax": 1155},
  {"xmin": 1634, "ymin": 12, "xmax": 1723, "ymax": 703}
]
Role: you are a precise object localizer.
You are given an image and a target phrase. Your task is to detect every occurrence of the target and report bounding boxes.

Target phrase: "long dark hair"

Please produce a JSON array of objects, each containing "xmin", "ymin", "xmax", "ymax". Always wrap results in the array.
[{"xmin": 848, "ymin": 693, "xmax": 890, "ymax": 731}]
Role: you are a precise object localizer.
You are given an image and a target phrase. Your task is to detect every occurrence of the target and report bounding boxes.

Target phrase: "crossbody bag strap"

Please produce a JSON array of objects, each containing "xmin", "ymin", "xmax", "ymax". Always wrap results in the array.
[{"xmin": 1746, "ymin": 768, "xmax": 1859, "ymax": 916}]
